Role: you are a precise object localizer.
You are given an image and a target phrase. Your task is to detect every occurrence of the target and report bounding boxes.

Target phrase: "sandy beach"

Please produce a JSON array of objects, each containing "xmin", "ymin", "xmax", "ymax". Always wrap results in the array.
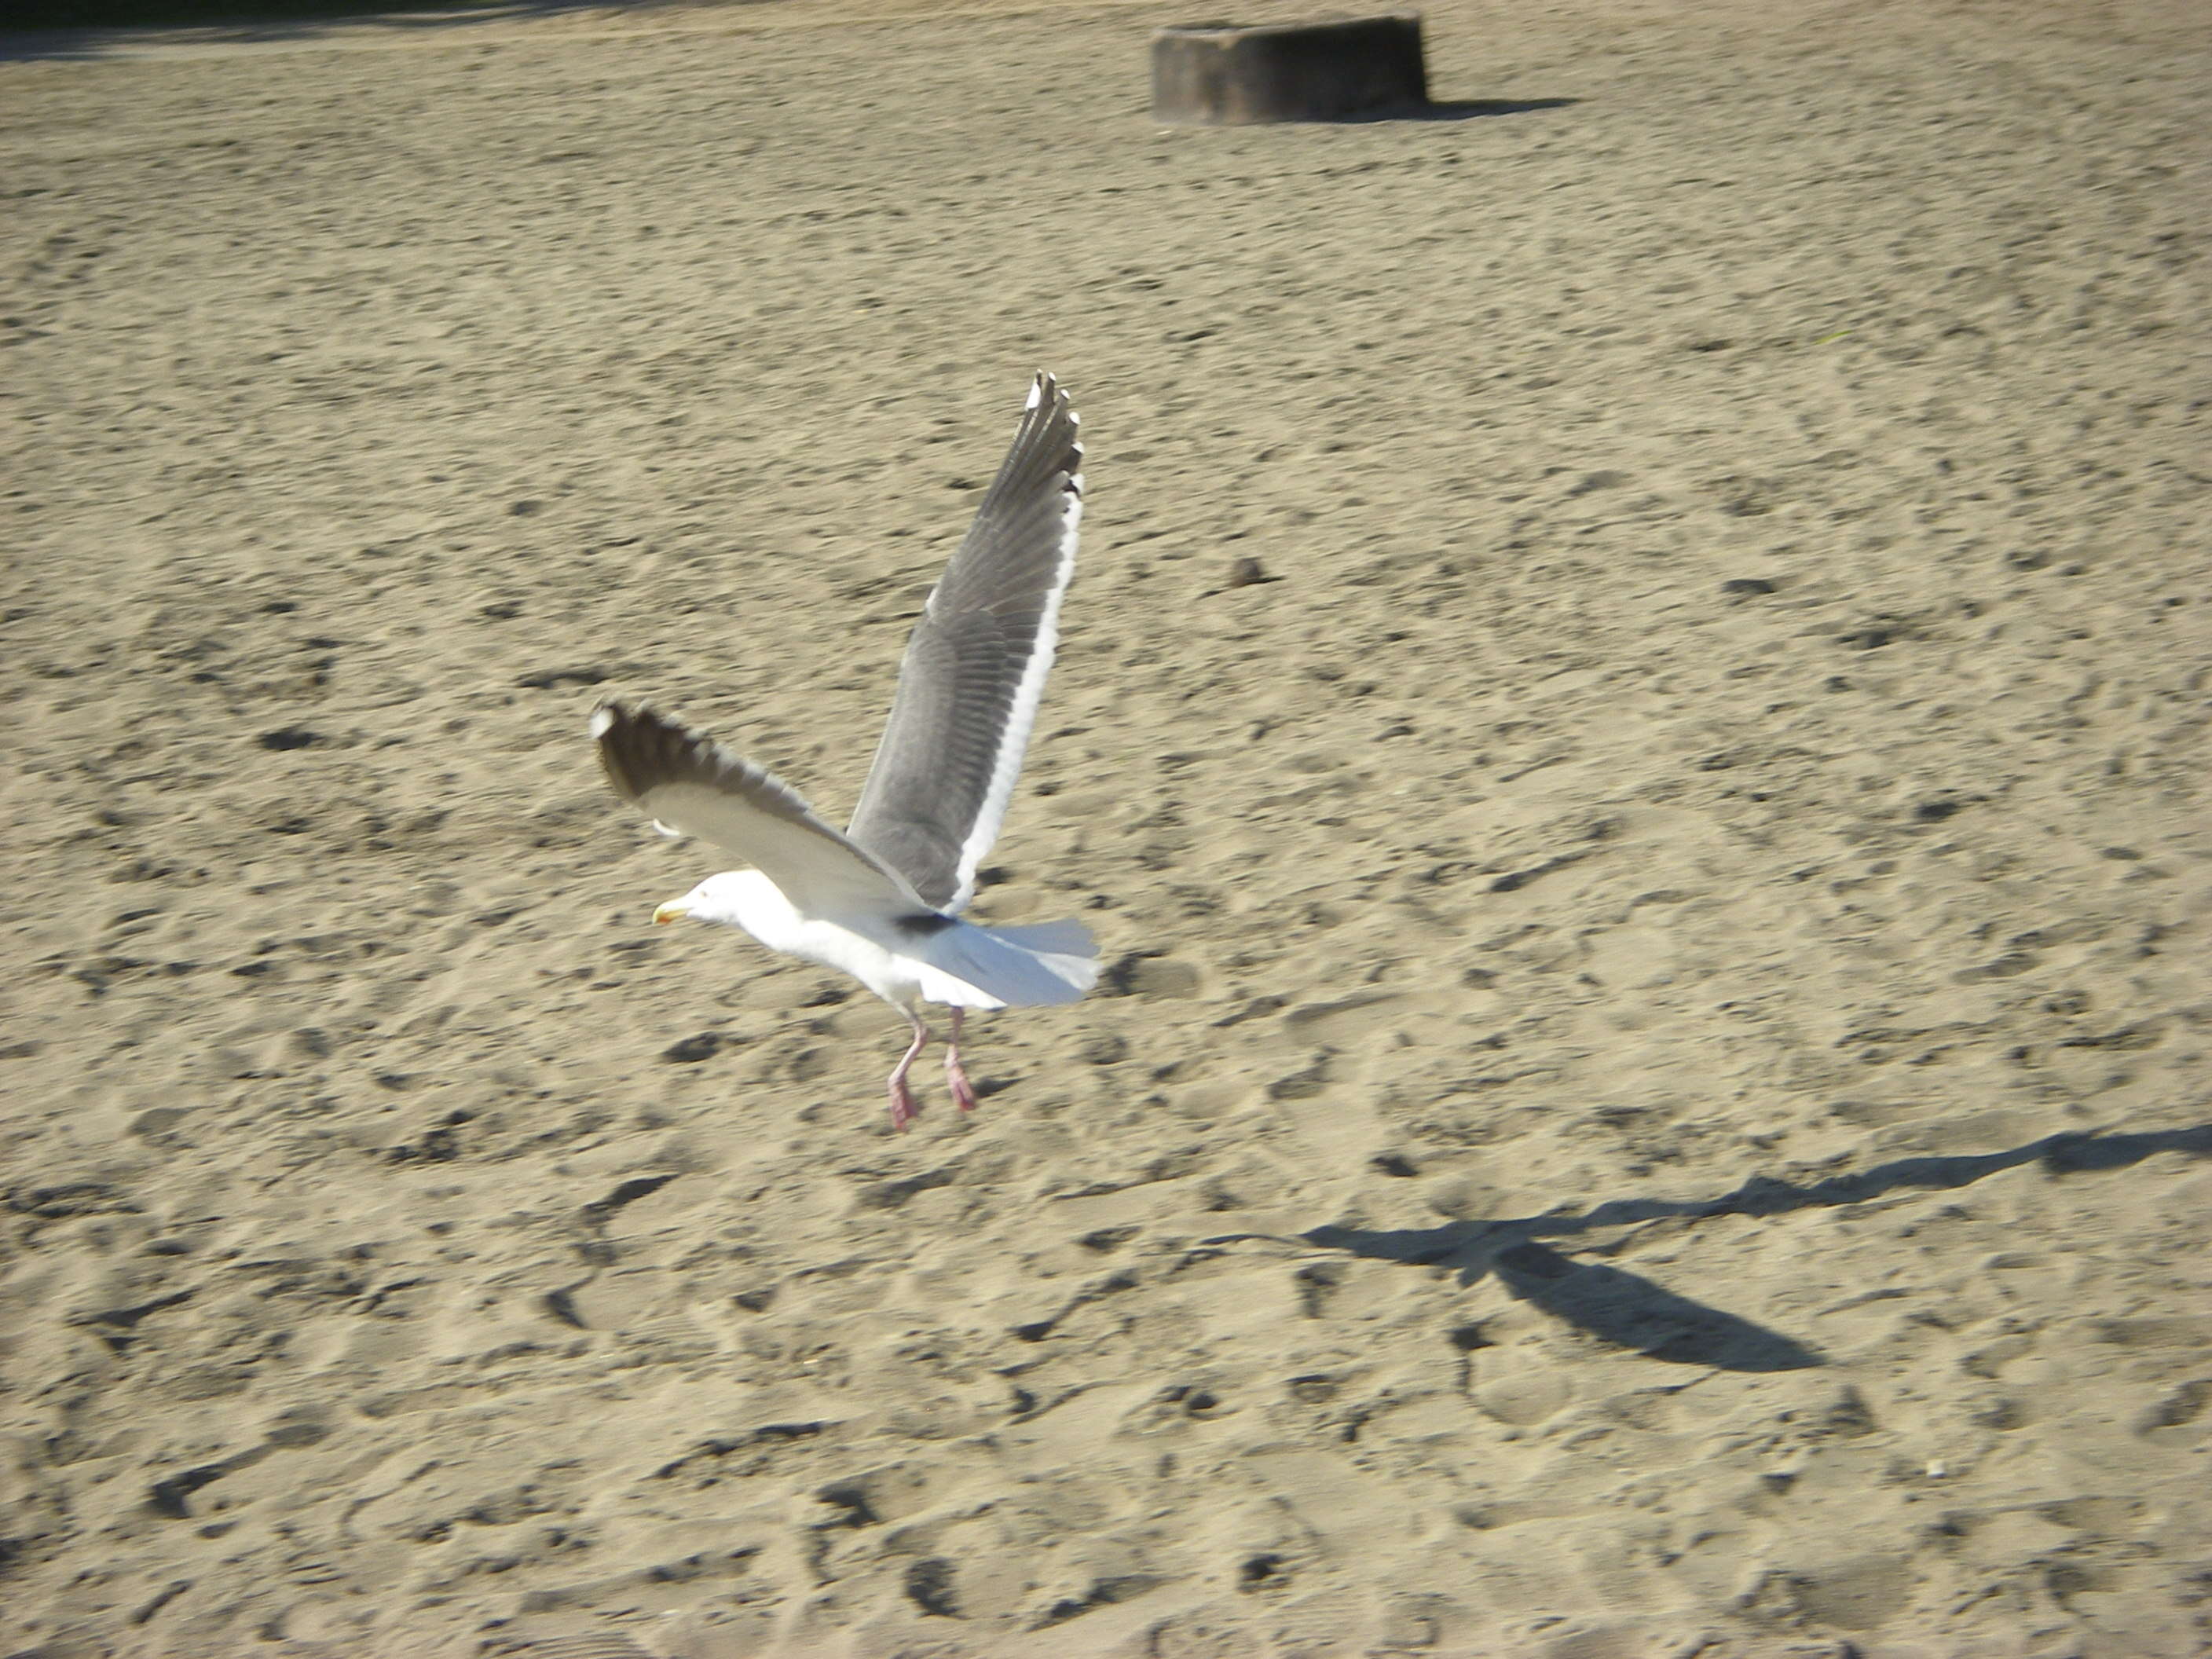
[{"xmin": 3, "ymin": 0, "xmax": 2209, "ymax": 1653}]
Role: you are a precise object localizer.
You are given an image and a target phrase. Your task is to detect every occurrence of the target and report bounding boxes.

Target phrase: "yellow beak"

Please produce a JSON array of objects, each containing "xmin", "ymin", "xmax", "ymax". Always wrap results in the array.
[{"xmin": 652, "ymin": 901, "xmax": 690, "ymax": 926}]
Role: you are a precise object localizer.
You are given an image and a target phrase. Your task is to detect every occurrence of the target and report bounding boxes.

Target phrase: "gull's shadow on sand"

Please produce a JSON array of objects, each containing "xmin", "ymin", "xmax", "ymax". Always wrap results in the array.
[
  {"xmin": 1319, "ymin": 96, "xmax": 1578, "ymax": 126},
  {"xmin": 1228, "ymin": 1123, "xmax": 2212, "ymax": 1374},
  {"xmin": 1486, "ymin": 1242, "xmax": 1822, "ymax": 1371}
]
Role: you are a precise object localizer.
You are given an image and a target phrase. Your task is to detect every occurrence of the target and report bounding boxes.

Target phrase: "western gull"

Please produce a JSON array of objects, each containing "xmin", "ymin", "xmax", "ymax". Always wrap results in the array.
[{"xmin": 593, "ymin": 373, "xmax": 1097, "ymax": 1129}]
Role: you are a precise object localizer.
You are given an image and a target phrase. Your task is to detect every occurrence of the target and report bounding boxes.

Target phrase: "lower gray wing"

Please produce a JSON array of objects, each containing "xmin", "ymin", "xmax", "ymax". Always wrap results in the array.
[
  {"xmin": 845, "ymin": 373, "xmax": 1083, "ymax": 914},
  {"xmin": 595, "ymin": 701, "xmax": 924, "ymax": 917}
]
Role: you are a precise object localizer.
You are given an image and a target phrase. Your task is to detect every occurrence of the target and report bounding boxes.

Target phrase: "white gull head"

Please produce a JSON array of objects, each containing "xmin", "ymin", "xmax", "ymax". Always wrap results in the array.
[{"xmin": 654, "ymin": 869, "xmax": 786, "ymax": 933}]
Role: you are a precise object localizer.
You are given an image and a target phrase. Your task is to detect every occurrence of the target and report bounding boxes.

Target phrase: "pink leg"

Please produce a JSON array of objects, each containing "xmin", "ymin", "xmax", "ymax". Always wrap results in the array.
[
  {"xmin": 944, "ymin": 1007, "xmax": 980, "ymax": 1114},
  {"xmin": 887, "ymin": 1012, "xmax": 931, "ymax": 1131}
]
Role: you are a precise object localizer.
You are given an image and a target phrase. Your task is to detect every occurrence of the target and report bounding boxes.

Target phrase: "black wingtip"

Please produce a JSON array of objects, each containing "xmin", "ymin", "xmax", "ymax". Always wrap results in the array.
[
  {"xmin": 590, "ymin": 698, "xmax": 651, "ymax": 803},
  {"xmin": 591, "ymin": 699, "xmax": 716, "ymax": 808}
]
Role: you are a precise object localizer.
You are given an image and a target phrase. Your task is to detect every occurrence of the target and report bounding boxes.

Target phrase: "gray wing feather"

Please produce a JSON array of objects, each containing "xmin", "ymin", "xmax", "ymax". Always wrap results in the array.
[
  {"xmin": 846, "ymin": 373, "xmax": 1083, "ymax": 912},
  {"xmin": 594, "ymin": 701, "xmax": 923, "ymax": 916}
]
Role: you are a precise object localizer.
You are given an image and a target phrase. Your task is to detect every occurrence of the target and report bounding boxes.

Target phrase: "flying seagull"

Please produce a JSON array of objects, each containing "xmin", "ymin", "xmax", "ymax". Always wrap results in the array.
[{"xmin": 593, "ymin": 373, "xmax": 1097, "ymax": 1130}]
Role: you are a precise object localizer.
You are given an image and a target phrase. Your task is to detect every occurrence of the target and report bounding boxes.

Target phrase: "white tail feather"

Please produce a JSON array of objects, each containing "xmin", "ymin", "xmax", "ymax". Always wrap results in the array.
[
  {"xmin": 987, "ymin": 917, "xmax": 1097, "ymax": 959},
  {"xmin": 913, "ymin": 917, "xmax": 1098, "ymax": 1009}
]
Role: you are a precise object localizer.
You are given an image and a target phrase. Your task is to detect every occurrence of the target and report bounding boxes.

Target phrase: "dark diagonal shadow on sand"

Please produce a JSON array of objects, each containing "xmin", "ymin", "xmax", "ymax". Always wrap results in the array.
[
  {"xmin": 1288, "ymin": 95, "xmax": 1577, "ymax": 126},
  {"xmin": 1214, "ymin": 1122, "xmax": 2212, "ymax": 1373},
  {"xmin": 1487, "ymin": 1242, "xmax": 1822, "ymax": 1371},
  {"xmin": 1377, "ymin": 96, "xmax": 1579, "ymax": 123}
]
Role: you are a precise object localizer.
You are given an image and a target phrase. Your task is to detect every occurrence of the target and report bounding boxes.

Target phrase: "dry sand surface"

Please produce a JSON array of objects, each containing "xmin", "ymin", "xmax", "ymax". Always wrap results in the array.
[{"xmin": 5, "ymin": 0, "xmax": 2210, "ymax": 1653}]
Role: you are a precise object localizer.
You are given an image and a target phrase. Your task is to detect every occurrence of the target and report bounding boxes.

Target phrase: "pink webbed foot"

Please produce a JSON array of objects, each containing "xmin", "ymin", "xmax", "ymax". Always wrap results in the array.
[
  {"xmin": 945, "ymin": 1008, "xmax": 980, "ymax": 1114},
  {"xmin": 887, "ymin": 1014, "xmax": 932, "ymax": 1132},
  {"xmin": 888, "ymin": 1075, "xmax": 921, "ymax": 1132},
  {"xmin": 945, "ymin": 1058, "xmax": 980, "ymax": 1114}
]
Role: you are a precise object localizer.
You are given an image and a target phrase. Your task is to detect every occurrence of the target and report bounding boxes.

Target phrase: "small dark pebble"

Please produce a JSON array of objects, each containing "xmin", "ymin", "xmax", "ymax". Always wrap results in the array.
[
  {"xmin": 148, "ymin": 1467, "xmax": 225, "ymax": 1519},
  {"xmin": 904, "ymin": 1557, "xmax": 959, "ymax": 1619},
  {"xmin": 588, "ymin": 1174, "xmax": 679, "ymax": 1218},
  {"xmin": 1720, "ymin": 577, "xmax": 1778, "ymax": 598},
  {"xmin": 661, "ymin": 1033, "xmax": 724, "ymax": 1064},
  {"xmin": 386, "ymin": 1117, "xmax": 467, "ymax": 1163},
  {"xmin": 257, "ymin": 727, "xmax": 324, "ymax": 751},
  {"xmin": 543, "ymin": 1288, "xmax": 586, "ymax": 1328},
  {"xmin": 507, "ymin": 499, "xmax": 544, "ymax": 517},
  {"xmin": 1226, "ymin": 556, "xmax": 1269, "ymax": 588},
  {"xmin": 1239, "ymin": 1553, "xmax": 1289, "ymax": 1589}
]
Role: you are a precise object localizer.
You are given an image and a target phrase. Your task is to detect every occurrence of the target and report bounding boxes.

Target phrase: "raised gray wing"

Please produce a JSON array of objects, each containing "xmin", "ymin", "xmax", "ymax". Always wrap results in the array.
[
  {"xmin": 845, "ymin": 373, "xmax": 1083, "ymax": 913},
  {"xmin": 594, "ymin": 701, "xmax": 925, "ymax": 917}
]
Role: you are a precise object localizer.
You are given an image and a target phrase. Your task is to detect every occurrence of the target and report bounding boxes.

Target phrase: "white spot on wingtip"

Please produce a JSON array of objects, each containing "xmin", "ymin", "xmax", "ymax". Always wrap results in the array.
[
  {"xmin": 1025, "ymin": 378, "xmax": 1045, "ymax": 410},
  {"xmin": 650, "ymin": 819, "xmax": 683, "ymax": 840},
  {"xmin": 589, "ymin": 706, "xmax": 616, "ymax": 738}
]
